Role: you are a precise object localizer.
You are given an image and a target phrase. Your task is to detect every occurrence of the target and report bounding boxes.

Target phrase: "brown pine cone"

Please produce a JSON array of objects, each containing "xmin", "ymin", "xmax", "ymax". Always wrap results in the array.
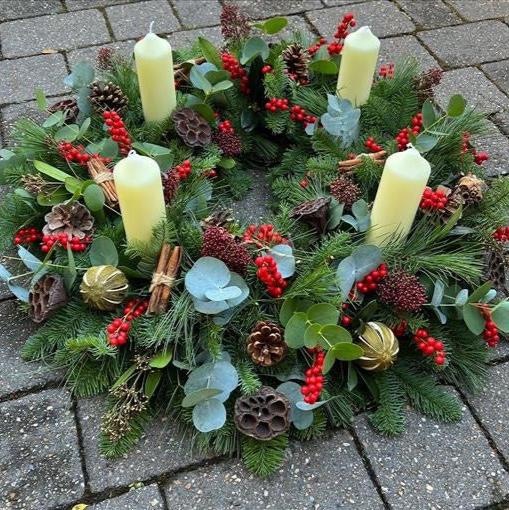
[
  {"xmin": 29, "ymin": 274, "xmax": 68, "ymax": 323},
  {"xmin": 282, "ymin": 43, "xmax": 310, "ymax": 84},
  {"xmin": 172, "ymin": 108, "xmax": 212, "ymax": 148},
  {"xmin": 43, "ymin": 202, "xmax": 94, "ymax": 239},
  {"xmin": 246, "ymin": 321, "xmax": 287, "ymax": 367},
  {"xmin": 48, "ymin": 98, "xmax": 79, "ymax": 123},
  {"xmin": 90, "ymin": 81, "xmax": 128, "ymax": 114}
]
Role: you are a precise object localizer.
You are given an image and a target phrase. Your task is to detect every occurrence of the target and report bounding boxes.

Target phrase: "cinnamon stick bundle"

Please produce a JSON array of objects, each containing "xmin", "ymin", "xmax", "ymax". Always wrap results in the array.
[
  {"xmin": 87, "ymin": 158, "xmax": 118, "ymax": 206},
  {"xmin": 147, "ymin": 244, "xmax": 182, "ymax": 314},
  {"xmin": 338, "ymin": 150, "xmax": 386, "ymax": 172}
]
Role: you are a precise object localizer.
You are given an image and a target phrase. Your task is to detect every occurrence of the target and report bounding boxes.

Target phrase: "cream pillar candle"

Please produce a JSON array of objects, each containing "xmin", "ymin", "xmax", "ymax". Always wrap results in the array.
[
  {"xmin": 134, "ymin": 25, "xmax": 176, "ymax": 123},
  {"xmin": 336, "ymin": 26, "xmax": 380, "ymax": 106},
  {"xmin": 366, "ymin": 147, "xmax": 431, "ymax": 247},
  {"xmin": 113, "ymin": 152, "xmax": 166, "ymax": 244}
]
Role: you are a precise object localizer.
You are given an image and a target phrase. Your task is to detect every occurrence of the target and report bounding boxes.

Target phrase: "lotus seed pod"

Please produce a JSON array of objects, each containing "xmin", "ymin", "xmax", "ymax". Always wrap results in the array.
[
  {"xmin": 356, "ymin": 321, "xmax": 399, "ymax": 371},
  {"xmin": 80, "ymin": 265, "xmax": 129, "ymax": 311}
]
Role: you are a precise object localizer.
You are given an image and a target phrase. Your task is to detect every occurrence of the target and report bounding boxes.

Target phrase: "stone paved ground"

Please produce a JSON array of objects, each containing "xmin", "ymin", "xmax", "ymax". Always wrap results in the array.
[{"xmin": 1, "ymin": 0, "xmax": 509, "ymax": 508}]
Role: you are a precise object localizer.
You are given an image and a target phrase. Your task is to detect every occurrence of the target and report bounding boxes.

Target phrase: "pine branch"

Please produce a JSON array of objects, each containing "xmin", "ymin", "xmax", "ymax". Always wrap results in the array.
[
  {"xmin": 241, "ymin": 433, "xmax": 288, "ymax": 477},
  {"xmin": 291, "ymin": 409, "xmax": 327, "ymax": 440},
  {"xmin": 236, "ymin": 359, "xmax": 262, "ymax": 395}
]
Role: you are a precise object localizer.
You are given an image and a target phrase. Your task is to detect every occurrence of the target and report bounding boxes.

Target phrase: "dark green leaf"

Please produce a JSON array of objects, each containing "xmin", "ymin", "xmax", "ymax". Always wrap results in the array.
[
  {"xmin": 332, "ymin": 342, "xmax": 363, "ymax": 361},
  {"xmin": 447, "ymin": 94, "xmax": 466, "ymax": 117},
  {"xmin": 254, "ymin": 16, "xmax": 288, "ymax": 34},
  {"xmin": 415, "ymin": 133, "xmax": 439, "ymax": 153},
  {"xmin": 83, "ymin": 184, "xmax": 105, "ymax": 212},
  {"xmin": 421, "ymin": 99, "xmax": 436, "ymax": 128},
  {"xmin": 89, "ymin": 236, "xmax": 119, "ymax": 266},
  {"xmin": 198, "ymin": 37, "xmax": 222, "ymax": 68},
  {"xmin": 309, "ymin": 60, "xmax": 338, "ymax": 75},
  {"xmin": 42, "ymin": 111, "xmax": 65, "ymax": 128},
  {"xmin": 212, "ymin": 80, "xmax": 233, "ymax": 93},
  {"xmin": 468, "ymin": 281, "xmax": 492, "ymax": 303},
  {"xmin": 144, "ymin": 370, "xmax": 162, "ymax": 398},
  {"xmin": 54, "ymin": 124, "xmax": 80, "ymax": 142},
  {"xmin": 63, "ymin": 244, "xmax": 77, "ymax": 291},
  {"xmin": 218, "ymin": 157, "xmax": 236, "ymax": 169}
]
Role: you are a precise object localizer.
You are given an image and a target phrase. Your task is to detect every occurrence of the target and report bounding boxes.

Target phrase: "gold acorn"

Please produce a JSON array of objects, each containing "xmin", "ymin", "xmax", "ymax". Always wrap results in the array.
[
  {"xmin": 356, "ymin": 322, "xmax": 399, "ymax": 371},
  {"xmin": 80, "ymin": 265, "xmax": 129, "ymax": 311}
]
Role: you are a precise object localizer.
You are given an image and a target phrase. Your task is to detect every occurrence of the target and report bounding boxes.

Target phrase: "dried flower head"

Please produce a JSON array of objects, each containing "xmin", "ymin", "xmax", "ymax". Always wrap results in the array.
[
  {"xmin": 376, "ymin": 270, "xmax": 427, "ymax": 313},
  {"xmin": 329, "ymin": 175, "xmax": 360, "ymax": 209},
  {"xmin": 97, "ymin": 47, "xmax": 115, "ymax": 71},
  {"xmin": 220, "ymin": 3, "xmax": 251, "ymax": 43},
  {"xmin": 213, "ymin": 131, "xmax": 242, "ymax": 157}
]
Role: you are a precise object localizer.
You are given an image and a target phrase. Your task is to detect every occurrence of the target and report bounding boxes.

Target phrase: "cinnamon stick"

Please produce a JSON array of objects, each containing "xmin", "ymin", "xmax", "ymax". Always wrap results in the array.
[
  {"xmin": 87, "ymin": 158, "xmax": 118, "ymax": 206},
  {"xmin": 338, "ymin": 150, "xmax": 386, "ymax": 172}
]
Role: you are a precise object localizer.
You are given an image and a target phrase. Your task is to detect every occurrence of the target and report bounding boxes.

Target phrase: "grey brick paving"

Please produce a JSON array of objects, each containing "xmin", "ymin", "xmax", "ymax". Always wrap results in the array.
[
  {"xmin": 482, "ymin": 59, "xmax": 509, "ymax": 95},
  {"xmin": 0, "ymin": 389, "xmax": 84, "ymax": 509},
  {"xmin": 0, "ymin": 0, "xmax": 64, "ymax": 22},
  {"xmin": 228, "ymin": 0, "xmax": 323, "ymax": 19},
  {"xmin": 2, "ymin": 99, "xmax": 53, "ymax": 143},
  {"xmin": 66, "ymin": 0, "xmax": 132, "ymax": 9},
  {"xmin": 173, "ymin": 0, "xmax": 222, "ymax": 28},
  {"xmin": 0, "ymin": 54, "xmax": 69, "ymax": 105},
  {"xmin": 0, "ymin": 10, "xmax": 110, "ymax": 58},
  {"xmin": 77, "ymin": 396, "xmax": 208, "ymax": 493},
  {"xmin": 67, "ymin": 40, "xmax": 136, "ymax": 67},
  {"xmin": 493, "ymin": 110, "xmax": 509, "ymax": 136},
  {"xmin": 90, "ymin": 485, "xmax": 165, "ymax": 509},
  {"xmin": 105, "ymin": 0, "xmax": 180, "ymax": 40},
  {"xmin": 308, "ymin": 1, "xmax": 415, "ymax": 39},
  {"xmin": 0, "ymin": 300, "xmax": 63, "ymax": 399},
  {"xmin": 434, "ymin": 67, "xmax": 509, "ymax": 115},
  {"xmin": 472, "ymin": 121, "xmax": 509, "ymax": 178},
  {"xmin": 354, "ymin": 397, "xmax": 509, "ymax": 509},
  {"xmin": 448, "ymin": 0, "xmax": 509, "ymax": 21},
  {"xmin": 379, "ymin": 35, "xmax": 439, "ymax": 70},
  {"xmin": 418, "ymin": 20, "xmax": 509, "ymax": 68},
  {"xmin": 396, "ymin": 0, "xmax": 461, "ymax": 29},
  {"xmin": 170, "ymin": 26, "xmax": 223, "ymax": 50},
  {"xmin": 164, "ymin": 430, "xmax": 384, "ymax": 510}
]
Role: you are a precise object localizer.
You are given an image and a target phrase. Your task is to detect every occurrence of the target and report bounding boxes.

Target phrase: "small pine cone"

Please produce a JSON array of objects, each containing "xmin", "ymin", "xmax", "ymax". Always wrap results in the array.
[
  {"xmin": 97, "ymin": 47, "xmax": 115, "ymax": 71},
  {"xmin": 213, "ymin": 131, "xmax": 242, "ymax": 157},
  {"xmin": 172, "ymin": 108, "xmax": 212, "ymax": 148},
  {"xmin": 376, "ymin": 270, "xmax": 427, "ymax": 313},
  {"xmin": 201, "ymin": 226, "xmax": 251, "ymax": 274},
  {"xmin": 282, "ymin": 43, "xmax": 310, "ymax": 84},
  {"xmin": 162, "ymin": 169, "xmax": 180, "ymax": 203},
  {"xmin": 90, "ymin": 81, "xmax": 129, "ymax": 114},
  {"xmin": 246, "ymin": 321, "xmax": 287, "ymax": 367},
  {"xmin": 48, "ymin": 98, "xmax": 79, "ymax": 123},
  {"xmin": 43, "ymin": 202, "xmax": 95, "ymax": 239},
  {"xmin": 453, "ymin": 173, "xmax": 486, "ymax": 205},
  {"xmin": 29, "ymin": 274, "xmax": 68, "ymax": 323},
  {"xmin": 329, "ymin": 176, "xmax": 361, "ymax": 209}
]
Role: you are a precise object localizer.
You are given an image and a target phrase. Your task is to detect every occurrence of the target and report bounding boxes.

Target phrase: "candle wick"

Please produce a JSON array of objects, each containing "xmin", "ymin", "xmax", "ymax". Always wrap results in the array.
[
  {"xmin": 128, "ymin": 149, "xmax": 138, "ymax": 158},
  {"xmin": 149, "ymin": 21, "xmax": 155, "ymax": 33}
]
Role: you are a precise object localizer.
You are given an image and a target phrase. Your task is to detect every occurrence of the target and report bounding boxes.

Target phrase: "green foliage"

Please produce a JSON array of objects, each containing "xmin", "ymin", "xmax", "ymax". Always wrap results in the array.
[
  {"xmin": 323, "ymin": 387, "xmax": 355, "ymax": 428},
  {"xmin": 291, "ymin": 409, "xmax": 327, "ymax": 440},
  {"xmin": 263, "ymin": 55, "xmax": 288, "ymax": 98},
  {"xmin": 0, "ymin": 193, "xmax": 41, "ymax": 250},
  {"xmin": 241, "ymin": 433, "xmax": 288, "ymax": 477},
  {"xmin": 236, "ymin": 359, "xmax": 262, "ymax": 395}
]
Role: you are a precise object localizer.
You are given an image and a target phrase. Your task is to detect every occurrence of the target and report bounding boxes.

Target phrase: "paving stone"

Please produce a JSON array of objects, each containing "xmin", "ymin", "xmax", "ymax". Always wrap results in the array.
[
  {"xmin": 308, "ymin": 1, "xmax": 415, "ymax": 39},
  {"xmin": 232, "ymin": 167, "xmax": 271, "ymax": 224},
  {"xmin": 267, "ymin": 14, "xmax": 314, "ymax": 43},
  {"xmin": 0, "ymin": 389, "xmax": 84, "ymax": 509},
  {"xmin": 321, "ymin": 0, "xmax": 368, "ymax": 6},
  {"xmin": 106, "ymin": 0, "xmax": 180, "ymax": 40},
  {"xmin": 354, "ymin": 397, "xmax": 509, "ymax": 509},
  {"xmin": 448, "ymin": 0, "xmax": 509, "ymax": 21},
  {"xmin": 379, "ymin": 35, "xmax": 439, "ymax": 70},
  {"xmin": 67, "ymin": 40, "xmax": 136, "ymax": 68},
  {"xmin": 172, "ymin": 0, "xmax": 222, "ymax": 29},
  {"xmin": 90, "ymin": 485, "xmax": 165, "ymax": 509},
  {"xmin": 418, "ymin": 21, "xmax": 509, "ymax": 68},
  {"xmin": 77, "ymin": 396, "xmax": 208, "ymax": 492},
  {"xmin": 66, "ymin": 0, "xmax": 132, "ymax": 9},
  {"xmin": 164, "ymin": 430, "xmax": 384, "ymax": 509},
  {"xmin": 0, "ymin": 10, "xmax": 110, "ymax": 58},
  {"xmin": 0, "ymin": 54, "xmax": 69, "ymax": 105},
  {"xmin": 0, "ymin": 0, "xmax": 63, "ymax": 21},
  {"xmin": 434, "ymin": 67, "xmax": 509, "ymax": 115},
  {"xmin": 471, "ymin": 120, "xmax": 509, "ymax": 178},
  {"xmin": 396, "ymin": 0, "xmax": 461, "ymax": 29},
  {"xmin": 0, "ymin": 300, "xmax": 64, "ymax": 399},
  {"xmin": 1, "ymin": 100, "xmax": 52, "ymax": 144},
  {"xmin": 227, "ymin": 0, "xmax": 322, "ymax": 19},
  {"xmin": 493, "ymin": 110, "xmax": 509, "ymax": 136},
  {"xmin": 482, "ymin": 59, "xmax": 509, "ymax": 95},
  {"xmin": 170, "ymin": 26, "xmax": 223, "ymax": 50}
]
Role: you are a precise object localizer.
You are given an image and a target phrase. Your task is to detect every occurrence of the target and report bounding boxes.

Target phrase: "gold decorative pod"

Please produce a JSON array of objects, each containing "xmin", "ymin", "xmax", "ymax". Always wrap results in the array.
[
  {"xmin": 356, "ymin": 321, "xmax": 399, "ymax": 371},
  {"xmin": 80, "ymin": 265, "xmax": 129, "ymax": 311}
]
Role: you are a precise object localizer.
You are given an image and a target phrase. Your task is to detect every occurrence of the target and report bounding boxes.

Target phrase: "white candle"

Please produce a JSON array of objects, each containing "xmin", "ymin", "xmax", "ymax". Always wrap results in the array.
[
  {"xmin": 366, "ymin": 147, "xmax": 431, "ymax": 247},
  {"xmin": 336, "ymin": 26, "xmax": 380, "ymax": 106},
  {"xmin": 113, "ymin": 152, "xmax": 166, "ymax": 244},
  {"xmin": 134, "ymin": 25, "xmax": 177, "ymax": 123}
]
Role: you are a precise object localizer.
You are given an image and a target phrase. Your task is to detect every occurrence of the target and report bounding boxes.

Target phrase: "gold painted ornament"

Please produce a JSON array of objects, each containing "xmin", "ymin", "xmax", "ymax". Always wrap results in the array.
[
  {"xmin": 356, "ymin": 321, "xmax": 399, "ymax": 371},
  {"xmin": 80, "ymin": 265, "xmax": 129, "ymax": 311}
]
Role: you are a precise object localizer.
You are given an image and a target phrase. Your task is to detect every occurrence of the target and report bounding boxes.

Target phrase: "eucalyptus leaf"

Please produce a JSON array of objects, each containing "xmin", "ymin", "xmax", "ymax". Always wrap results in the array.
[
  {"xmin": 190, "ymin": 65, "xmax": 212, "ymax": 93},
  {"xmin": 455, "ymin": 289, "xmax": 469, "ymax": 307},
  {"xmin": 492, "ymin": 301, "xmax": 509, "ymax": 332},
  {"xmin": 205, "ymin": 286, "xmax": 242, "ymax": 302},
  {"xmin": 462, "ymin": 303, "xmax": 485, "ymax": 335},
  {"xmin": 17, "ymin": 246, "xmax": 43, "ymax": 272},
  {"xmin": 193, "ymin": 298, "xmax": 229, "ymax": 314},
  {"xmin": 331, "ymin": 342, "xmax": 363, "ymax": 361},
  {"xmin": 192, "ymin": 399, "xmax": 226, "ymax": 432},
  {"xmin": 276, "ymin": 381, "xmax": 314, "ymax": 430},
  {"xmin": 421, "ymin": 100, "xmax": 436, "ymax": 128},
  {"xmin": 336, "ymin": 256, "xmax": 356, "ymax": 299},
  {"xmin": 254, "ymin": 16, "xmax": 288, "ymax": 34},
  {"xmin": 184, "ymin": 359, "xmax": 238, "ymax": 403},
  {"xmin": 279, "ymin": 297, "xmax": 312, "ymax": 327},
  {"xmin": 144, "ymin": 371, "xmax": 162, "ymax": 398},
  {"xmin": 7, "ymin": 280, "xmax": 29, "ymax": 302},
  {"xmin": 42, "ymin": 111, "xmax": 65, "ymax": 128},
  {"xmin": 304, "ymin": 323, "xmax": 322, "ymax": 348},
  {"xmin": 35, "ymin": 89, "xmax": 47, "ymax": 111},
  {"xmin": 83, "ymin": 184, "xmax": 105, "ymax": 212},
  {"xmin": 182, "ymin": 388, "xmax": 223, "ymax": 407},
  {"xmin": 89, "ymin": 236, "xmax": 119, "ymax": 266},
  {"xmin": 284, "ymin": 312, "xmax": 308, "ymax": 348},
  {"xmin": 240, "ymin": 37, "xmax": 269, "ymax": 65},
  {"xmin": 447, "ymin": 94, "xmax": 466, "ymax": 117},
  {"xmin": 307, "ymin": 303, "xmax": 339, "ymax": 325},
  {"xmin": 309, "ymin": 60, "xmax": 338, "ymax": 75},
  {"xmin": 268, "ymin": 244, "xmax": 295, "ymax": 278},
  {"xmin": 185, "ymin": 257, "xmax": 231, "ymax": 300},
  {"xmin": 351, "ymin": 245, "xmax": 382, "ymax": 280}
]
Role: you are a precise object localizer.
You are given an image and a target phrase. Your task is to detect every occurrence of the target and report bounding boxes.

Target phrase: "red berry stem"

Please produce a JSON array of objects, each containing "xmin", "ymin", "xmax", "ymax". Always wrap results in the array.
[
  {"xmin": 218, "ymin": 120, "xmax": 234, "ymax": 134},
  {"xmin": 301, "ymin": 348, "xmax": 325, "ymax": 404},
  {"xmin": 395, "ymin": 112, "xmax": 423, "ymax": 151},
  {"xmin": 420, "ymin": 187, "xmax": 448, "ymax": 212},
  {"xmin": 255, "ymin": 255, "xmax": 287, "ymax": 298},
  {"xmin": 356, "ymin": 263, "xmax": 388, "ymax": 294},
  {"xmin": 413, "ymin": 328, "xmax": 446, "ymax": 365},
  {"xmin": 462, "ymin": 132, "xmax": 489, "ymax": 165},
  {"xmin": 365, "ymin": 136, "xmax": 383, "ymax": 152},
  {"xmin": 103, "ymin": 111, "xmax": 132, "ymax": 156},
  {"xmin": 58, "ymin": 142, "xmax": 111, "ymax": 167},
  {"xmin": 494, "ymin": 226, "xmax": 509, "ymax": 242},
  {"xmin": 13, "ymin": 227, "xmax": 43, "ymax": 246},
  {"xmin": 290, "ymin": 105, "xmax": 317, "ymax": 127},
  {"xmin": 243, "ymin": 224, "xmax": 288, "ymax": 248},
  {"xmin": 106, "ymin": 298, "xmax": 149, "ymax": 346},
  {"xmin": 265, "ymin": 97, "xmax": 289, "ymax": 112},
  {"xmin": 41, "ymin": 233, "xmax": 92, "ymax": 253},
  {"xmin": 221, "ymin": 53, "xmax": 250, "ymax": 95},
  {"xmin": 480, "ymin": 305, "xmax": 500, "ymax": 347},
  {"xmin": 379, "ymin": 63, "xmax": 395, "ymax": 79}
]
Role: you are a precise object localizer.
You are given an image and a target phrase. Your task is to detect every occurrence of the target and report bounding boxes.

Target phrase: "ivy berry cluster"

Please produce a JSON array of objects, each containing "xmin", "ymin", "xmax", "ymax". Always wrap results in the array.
[
  {"xmin": 395, "ymin": 112, "xmax": 423, "ymax": 151},
  {"xmin": 356, "ymin": 263, "xmax": 388, "ymax": 294},
  {"xmin": 480, "ymin": 306, "xmax": 500, "ymax": 347},
  {"xmin": 289, "ymin": 105, "xmax": 317, "ymax": 127},
  {"xmin": 255, "ymin": 255, "xmax": 288, "ymax": 298},
  {"xmin": 58, "ymin": 142, "xmax": 111, "ymax": 167},
  {"xmin": 301, "ymin": 348, "xmax": 325, "ymax": 404},
  {"xmin": 221, "ymin": 52, "xmax": 250, "ymax": 94},
  {"xmin": 106, "ymin": 299, "xmax": 149, "ymax": 346},
  {"xmin": 493, "ymin": 226, "xmax": 509, "ymax": 242},
  {"xmin": 327, "ymin": 13, "xmax": 356, "ymax": 55},
  {"xmin": 420, "ymin": 187, "xmax": 449, "ymax": 211},
  {"xmin": 13, "ymin": 227, "xmax": 42, "ymax": 246},
  {"xmin": 265, "ymin": 97, "xmax": 289, "ymax": 112},
  {"xmin": 365, "ymin": 136, "xmax": 383, "ymax": 152},
  {"xmin": 103, "ymin": 111, "xmax": 132, "ymax": 156},
  {"xmin": 413, "ymin": 328, "xmax": 446, "ymax": 365},
  {"xmin": 40, "ymin": 233, "xmax": 92, "ymax": 253}
]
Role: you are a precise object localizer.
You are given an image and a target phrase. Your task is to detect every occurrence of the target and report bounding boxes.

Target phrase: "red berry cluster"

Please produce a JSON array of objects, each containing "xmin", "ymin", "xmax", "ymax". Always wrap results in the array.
[
  {"xmin": 243, "ymin": 224, "xmax": 288, "ymax": 247},
  {"xmin": 58, "ymin": 142, "xmax": 111, "ymax": 167},
  {"xmin": 308, "ymin": 36, "xmax": 327, "ymax": 56},
  {"xmin": 40, "ymin": 233, "xmax": 92, "ymax": 253},
  {"xmin": 174, "ymin": 160, "xmax": 192, "ymax": 180},
  {"xmin": 379, "ymin": 63, "xmax": 395, "ymax": 79},
  {"xmin": 103, "ymin": 111, "xmax": 132, "ymax": 156},
  {"xmin": 265, "ymin": 97, "xmax": 289, "ymax": 112},
  {"xmin": 420, "ymin": 187, "xmax": 448, "ymax": 211},
  {"xmin": 493, "ymin": 226, "xmax": 509, "ymax": 242},
  {"xmin": 106, "ymin": 299, "xmax": 148, "ymax": 346},
  {"xmin": 356, "ymin": 263, "xmax": 388, "ymax": 294},
  {"xmin": 255, "ymin": 255, "xmax": 288, "ymax": 298},
  {"xmin": 221, "ymin": 52, "xmax": 250, "ymax": 94},
  {"xmin": 13, "ymin": 227, "xmax": 42, "ymax": 246},
  {"xmin": 218, "ymin": 120, "xmax": 234, "ymax": 134},
  {"xmin": 289, "ymin": 105, "xmax": 317, "ymax": 127},
  {"xmin": 480, "ymin": 306, "xmax": 500, "ymax": 347},
  {"xmin": 327, "ymin": 13, "xmax": 356, "ymax": 55},
  {"xmin": 462, "ymin": 132, "xmax": 489, "ymax": 165},
  {"xmin": 413, "ymin": 329, "xmax": 446, "ymax": 365},
  {"xmin": 392, "ymin": 319, "xmax": 408, "ymax": 337},
  {"xmin": 301, "ymin": 348, "xmax": 325, "ymax": 404},
  {"xmin": 299, "ymin": 178, "xmax": 309, "ymax": 188},
  {"xmin": 261, "ymin": 65, "xmax": 272, "ymax": 74},
  {"xmin": 365, "ymin": 136, "xmax": 383, "ymax": 152},
  {"xmin": 395, "ymin": 113, "xmax": 423, "ymax": 151}
]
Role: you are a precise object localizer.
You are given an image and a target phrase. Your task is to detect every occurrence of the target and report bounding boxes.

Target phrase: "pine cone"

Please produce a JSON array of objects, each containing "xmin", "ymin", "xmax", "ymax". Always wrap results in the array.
[
  {"xmin": 246, "ymin": 321, "xmax": 287, "ymax": 367},
  {"xmin": 90, "ymin": 81, "xmax": 128, "ymax": 114},
  {"xmin": 162, "ymin": 169, "xmax": 180, "ymax": 203},
  {"xmin": 43, "ymin": 202, "xmax": 94, "ymax": 239},
  {"xmin": 234, "ymin": 386, "xmax": 290, "ymax": 440},
  {"xmin": 48, "ymin": 98, "xmax": 79, "ymax": 123},
  {"xmin": 453, "ymin": 173, "xmax": 486, "ymax": 205},
  {"xmin": 291, "ymin": 197, "xmax": 331, "ymax": 234},
  {"xmin": 282, "ymin": 43, "xmax": 309, "ymax": 85},
  {"xmin": 29, "ymin": 274, "xmax": 68, "ymax": 323},
  {"xmin": 172, "ymin": 108, "xmax": 212, "ymax": 148},
  {"xmin": 213, "ymin": 131, "xmax": 242, "ymax": 156},
  {"xmin": 329, "ymin": 176, "xmax": 360, "ymax": 209}
]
